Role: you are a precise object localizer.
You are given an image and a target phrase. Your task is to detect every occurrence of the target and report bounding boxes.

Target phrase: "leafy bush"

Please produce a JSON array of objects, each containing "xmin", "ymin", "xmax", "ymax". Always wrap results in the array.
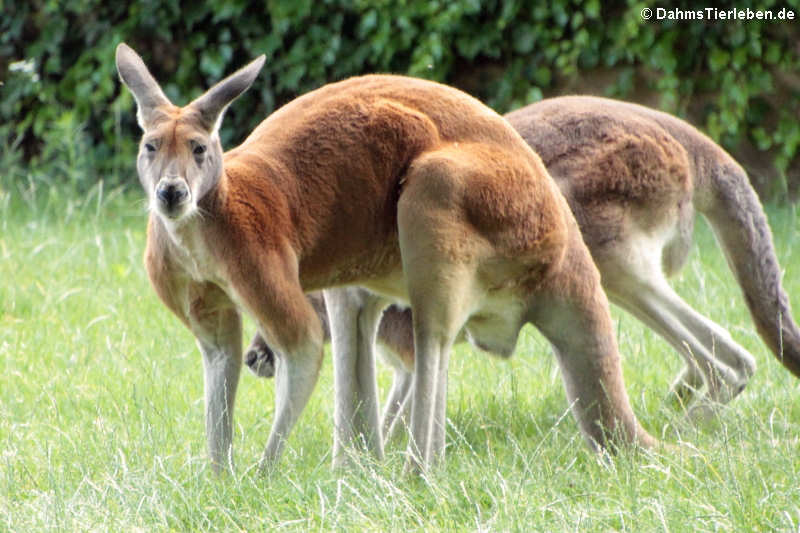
[{"xmin": 2, "ymin": 0, "xmax": 799, "ymax": 198}]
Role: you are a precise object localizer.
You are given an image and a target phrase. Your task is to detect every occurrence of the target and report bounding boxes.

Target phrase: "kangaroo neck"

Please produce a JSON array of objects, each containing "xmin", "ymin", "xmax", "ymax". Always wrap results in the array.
[{"xmin": 153, "ymin": 181, "xmax": 227, "ymax": 283}]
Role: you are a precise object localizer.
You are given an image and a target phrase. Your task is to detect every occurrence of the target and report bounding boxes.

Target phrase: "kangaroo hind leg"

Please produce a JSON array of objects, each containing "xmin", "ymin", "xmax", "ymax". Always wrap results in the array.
[
  {"xmin": 601, "ymin": 235, "xmax": 756, "ymax": 409},
  {"xmin": 397, "ymin": 157, "xmax": 488, "ymax": 471}
]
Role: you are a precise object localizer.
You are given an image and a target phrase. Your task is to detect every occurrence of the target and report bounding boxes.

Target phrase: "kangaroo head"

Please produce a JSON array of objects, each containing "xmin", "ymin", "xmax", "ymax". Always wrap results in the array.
[{"xmin": 115, "ymin": 43, "xmax": 265, "ymax": 224}]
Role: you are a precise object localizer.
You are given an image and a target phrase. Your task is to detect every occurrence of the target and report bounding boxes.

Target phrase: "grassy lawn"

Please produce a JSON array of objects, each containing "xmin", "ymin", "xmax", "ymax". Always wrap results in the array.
[{"xmin": 1, "ymin": 180, "xmax": 799, "ymax": 531}]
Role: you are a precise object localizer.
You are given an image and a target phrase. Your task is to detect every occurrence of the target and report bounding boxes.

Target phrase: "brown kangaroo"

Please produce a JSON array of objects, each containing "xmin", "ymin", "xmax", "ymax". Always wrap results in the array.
[
  {"xmin": 248, "ymin": 95, "xmax": 800, "ymax": 442},
  {"xmin": 116, "ymin": 44, "xmax": 654, "ymax": 472}
]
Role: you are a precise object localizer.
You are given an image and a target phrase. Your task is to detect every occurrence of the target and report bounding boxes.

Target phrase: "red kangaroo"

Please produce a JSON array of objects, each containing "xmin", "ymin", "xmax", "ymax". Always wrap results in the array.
[{"xmin": 116, "ymin": 44, "xmax": 655, "ymax": 472}]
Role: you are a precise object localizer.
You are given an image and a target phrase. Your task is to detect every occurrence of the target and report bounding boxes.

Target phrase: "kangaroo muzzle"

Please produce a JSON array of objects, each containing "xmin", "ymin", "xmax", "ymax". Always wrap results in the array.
[{"xmin": 155, "ymin": 177, "xmax": 191, "ymax": 218}]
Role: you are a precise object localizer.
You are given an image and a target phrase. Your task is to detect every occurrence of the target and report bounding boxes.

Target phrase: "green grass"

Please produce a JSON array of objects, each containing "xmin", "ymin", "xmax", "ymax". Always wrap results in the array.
[{"xmin": 1, "ymin": 180, "xmax": 800, "ymax": 531}]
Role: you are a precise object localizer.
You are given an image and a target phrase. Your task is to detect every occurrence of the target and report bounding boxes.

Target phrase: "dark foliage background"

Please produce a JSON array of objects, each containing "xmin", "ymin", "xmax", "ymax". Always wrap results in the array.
[{"xmin": 2, "ymin": 0, "xmax": 799, "ymax": 199}]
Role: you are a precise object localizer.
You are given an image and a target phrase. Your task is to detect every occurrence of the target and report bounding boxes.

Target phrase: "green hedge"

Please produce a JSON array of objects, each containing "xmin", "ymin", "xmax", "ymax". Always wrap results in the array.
[{"xmin": 2, "ymin": 0, "xmax": 799, "ymax": 198}]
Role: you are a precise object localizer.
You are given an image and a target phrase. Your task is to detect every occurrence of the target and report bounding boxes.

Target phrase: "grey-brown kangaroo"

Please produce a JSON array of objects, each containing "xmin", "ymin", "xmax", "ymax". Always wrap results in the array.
[{"xmin": 248, "ymin": 95, "xmax": 800, "ymax": 443}]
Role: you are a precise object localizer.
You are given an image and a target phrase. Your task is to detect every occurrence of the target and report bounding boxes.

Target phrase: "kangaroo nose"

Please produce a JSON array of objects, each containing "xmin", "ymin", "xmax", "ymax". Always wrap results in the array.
[{"xmin": 156, "ymin": 180, "xmax": 188, "ymax": 208}]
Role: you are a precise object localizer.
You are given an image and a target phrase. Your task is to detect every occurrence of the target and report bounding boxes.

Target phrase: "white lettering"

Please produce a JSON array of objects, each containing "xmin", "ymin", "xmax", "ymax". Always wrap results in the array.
[{"xmin": 652, "ymin": 7, "xmax": 790, "ymax": 24}]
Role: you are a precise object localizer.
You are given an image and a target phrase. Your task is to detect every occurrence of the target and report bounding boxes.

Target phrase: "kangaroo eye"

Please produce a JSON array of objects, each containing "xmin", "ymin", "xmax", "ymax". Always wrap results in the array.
[
  {"xmin": 144, "ymin": 143, "xmax": 156, "ymax": 153},
  {"xmin": 193, "ymin": 144, "xmax": 206, "ymax": 156}
]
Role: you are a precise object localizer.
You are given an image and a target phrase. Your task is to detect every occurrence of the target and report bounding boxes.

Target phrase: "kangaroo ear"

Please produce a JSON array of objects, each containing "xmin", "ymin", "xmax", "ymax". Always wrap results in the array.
[
  {"xmin": 189, "ymin": 55, "xmax": 266, "ymax": 133},
  {"xmin": 116, "ymin": 43, "xmax": 172, "ymax": 130}
]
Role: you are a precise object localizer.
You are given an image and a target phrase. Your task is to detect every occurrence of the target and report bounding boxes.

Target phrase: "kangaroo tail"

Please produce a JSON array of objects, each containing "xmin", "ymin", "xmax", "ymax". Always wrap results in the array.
[{"xmin": 698, "ymin": 157, "xmax": 800, "ymax": 377}]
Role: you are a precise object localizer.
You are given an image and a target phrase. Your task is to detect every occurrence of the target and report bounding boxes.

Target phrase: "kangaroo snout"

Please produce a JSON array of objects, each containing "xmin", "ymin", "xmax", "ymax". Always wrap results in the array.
[{"xmin": 155, "ymin": 178, "xmax": 190, "ymax": 216}]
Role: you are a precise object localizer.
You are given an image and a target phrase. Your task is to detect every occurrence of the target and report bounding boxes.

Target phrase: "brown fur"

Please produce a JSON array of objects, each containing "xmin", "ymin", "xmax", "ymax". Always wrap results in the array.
[{"xmin": 117, "ymin": 44, "xmax": 655, "ymax": 472}]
